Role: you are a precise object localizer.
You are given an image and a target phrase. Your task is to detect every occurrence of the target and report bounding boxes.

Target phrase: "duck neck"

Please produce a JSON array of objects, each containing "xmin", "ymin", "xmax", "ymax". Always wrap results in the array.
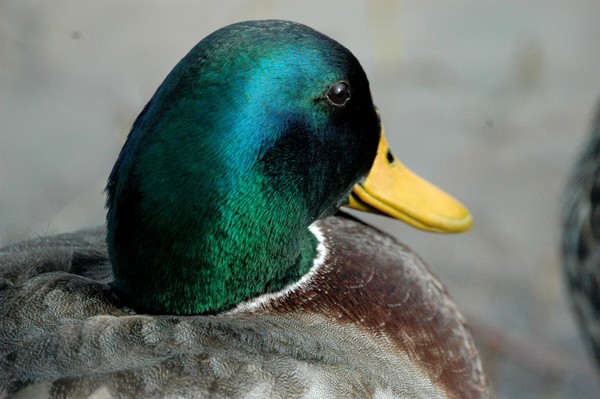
[{"xmin": 108, "ymin": 173, "xmax": 320, "ymax": 315}]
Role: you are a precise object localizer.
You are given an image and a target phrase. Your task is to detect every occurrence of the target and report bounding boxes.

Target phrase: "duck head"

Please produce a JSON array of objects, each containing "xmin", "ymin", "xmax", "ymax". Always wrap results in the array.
[{"xmin": 106, "ymin": 20, "xmax": 471, "ymax": 315}]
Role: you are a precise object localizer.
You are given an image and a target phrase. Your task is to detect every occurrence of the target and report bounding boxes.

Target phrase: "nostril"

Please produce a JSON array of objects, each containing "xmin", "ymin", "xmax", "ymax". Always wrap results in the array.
[{"xmin": 386, "ymin": 150, "xmax": 394, "ymax": 164}]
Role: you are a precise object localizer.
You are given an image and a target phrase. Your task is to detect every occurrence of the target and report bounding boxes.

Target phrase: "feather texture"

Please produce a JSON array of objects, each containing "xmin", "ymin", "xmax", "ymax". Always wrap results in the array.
[{"xmin": 1, "ymin": 216, "xmax": 487, "ymax": 398}]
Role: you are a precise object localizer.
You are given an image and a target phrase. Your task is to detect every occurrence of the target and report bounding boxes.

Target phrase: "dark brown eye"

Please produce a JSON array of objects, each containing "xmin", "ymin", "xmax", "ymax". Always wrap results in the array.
[{"xmin": 326, "ymin": 81, "xmax": 351, "ymax": 106}]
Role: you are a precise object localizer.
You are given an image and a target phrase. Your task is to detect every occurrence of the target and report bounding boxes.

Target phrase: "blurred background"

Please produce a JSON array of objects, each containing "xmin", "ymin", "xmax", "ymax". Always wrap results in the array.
[{"xmin": 1, "ymin": 1, "xmax": 600, "ymax": 397}]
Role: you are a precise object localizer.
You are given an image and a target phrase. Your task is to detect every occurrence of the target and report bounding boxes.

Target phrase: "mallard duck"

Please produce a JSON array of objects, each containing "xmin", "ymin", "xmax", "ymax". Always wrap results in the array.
[
  {"xmin": 563, "ymin": 99, "xmax": 600, "ymax": 372},
  {"xmin": 0, "ymin": 20, "xmax": 488, "ymax": 398}
]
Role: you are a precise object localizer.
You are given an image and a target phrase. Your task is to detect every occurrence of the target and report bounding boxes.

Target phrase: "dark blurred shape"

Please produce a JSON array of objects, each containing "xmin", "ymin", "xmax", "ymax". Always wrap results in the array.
[{"xmin": 563, "ymin": 97, "xmax": 600, "ymax": 373}]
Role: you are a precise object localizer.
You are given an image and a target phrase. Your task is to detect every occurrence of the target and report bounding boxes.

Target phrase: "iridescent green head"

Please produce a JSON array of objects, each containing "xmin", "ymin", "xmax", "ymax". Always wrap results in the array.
[{"xmin": 106, "ymin": 20, "xmax": 380, "ymax": 314}]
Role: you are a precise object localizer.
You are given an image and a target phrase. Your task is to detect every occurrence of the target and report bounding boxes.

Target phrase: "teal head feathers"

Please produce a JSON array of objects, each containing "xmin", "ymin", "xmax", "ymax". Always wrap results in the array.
[{"xmin": 106, "ymin": 20, "xmax": 471, "ymax": 315}]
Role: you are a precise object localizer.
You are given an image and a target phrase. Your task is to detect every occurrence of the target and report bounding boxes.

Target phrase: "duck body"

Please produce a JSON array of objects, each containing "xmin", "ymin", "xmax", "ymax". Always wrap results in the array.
[
  {"xmin": 0, "ymin": 20, "xmax": 487, "ymax": 398},
  {"xmin": 563, "ymin": 99, "xmax": 600, "ymax": 371},
  {"xmin": 1, "ymin": 216, "xmax": 485, "ymax": 398}
]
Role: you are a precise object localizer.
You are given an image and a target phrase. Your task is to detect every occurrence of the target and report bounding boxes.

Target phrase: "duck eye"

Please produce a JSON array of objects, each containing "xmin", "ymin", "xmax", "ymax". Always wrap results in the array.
[{"xmin": 326, "ymin": 81, "xmax": 351, "ymax": 106}]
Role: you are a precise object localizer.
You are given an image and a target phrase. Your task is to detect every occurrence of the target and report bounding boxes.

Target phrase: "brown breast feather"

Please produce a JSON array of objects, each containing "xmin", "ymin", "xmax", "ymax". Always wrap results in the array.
[{"xmin": 259, "ymin": 215, "xmax": 488, "ymax": 398}]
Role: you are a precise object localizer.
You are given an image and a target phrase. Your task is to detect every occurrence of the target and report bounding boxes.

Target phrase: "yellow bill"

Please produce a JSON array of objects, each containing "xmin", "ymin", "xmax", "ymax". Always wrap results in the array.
[{"xmin": 345, "ymin": 125, "xmax": 472, "ymax": 233}]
